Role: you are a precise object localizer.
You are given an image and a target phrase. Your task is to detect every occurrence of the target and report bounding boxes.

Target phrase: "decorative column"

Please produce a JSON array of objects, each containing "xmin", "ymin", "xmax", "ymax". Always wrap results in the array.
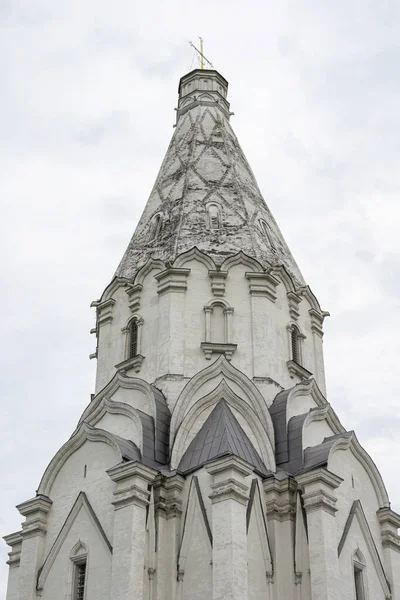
[
  {"xmin": 16, "ymin": 495, "xmax": 52, "ymax": 600},
  {"xmin": 263, "ymin": 475, "xmax": 297, "ymax": 599},
  {"xmin": 245, "ymin": 272, "xmax": 279, "ymax": 378},
  {"xmin": 3, "ymin": 531, "xmax": 22, "ymax": 600},
  {"xmin": 107, "ymin": 462, "xmax": 157, "ymax": 600},
  {"xmin": 155, "ymin": 268, "xmax": 190, "ymax": 376},
  {"xmin": 377, "ymin": 507, "xmax": 400, "ymax": 599},
  {"xmin": 224, "ymin": 306, "xmax": 234, "ymax": 343},
  {"xmin": 204, "ymin": 305, "xmax": 213, "ymax": 343},
  {"xmin": 296, "ymin": 468, "xmax": 343, "ymax": 600},
  {"xmin": 153, "ymin": 473, "xmax": 185, "ymax": 600},
  {"xmin": 206, "ymin": 456, "xmax": 252, "ymax": 600}
]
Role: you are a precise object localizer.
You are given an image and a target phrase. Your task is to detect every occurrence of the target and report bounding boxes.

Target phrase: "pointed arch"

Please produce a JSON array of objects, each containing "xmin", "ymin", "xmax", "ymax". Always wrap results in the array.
[
  {"xmin": 247, "ymin": 479, "xmax": 273, "ymax": 578},
  {"xmin": 221, "ymin": 251, "xmax": 264, "ymax": 273},
  {"xmin": 171, "ymin": 356, "xmax": 275, "ymax": 465},
  {"xmin": 271, "ymin": 265, "xmax": 296, "ymax": 294},
  {"xmin": 171, "ymin": 380, "xmax": 275, "ymax": 470},
  {"xmin": 133, "ymin": 258, "xmax": 166, "ymax": 286},
  {"xmin": 37, "ymin": 424, "xmax": 140, "ymax": 496},
  {"xmin": 173, "ymin": 246, "xmax": 216, "ymax": 271},
  {"xmin": 97, "ymin": 276, "xmax": 129, "ymax": 303},
  {"xmin": 78, "ymin": 372, "xmax": 170, "ymax": 465}
]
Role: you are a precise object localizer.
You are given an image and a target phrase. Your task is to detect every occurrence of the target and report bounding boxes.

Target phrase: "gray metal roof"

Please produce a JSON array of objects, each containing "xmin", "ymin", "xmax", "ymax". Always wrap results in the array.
[{"xmin": 178, "ymin": 399, "xmax": 269, "ymax": 476}]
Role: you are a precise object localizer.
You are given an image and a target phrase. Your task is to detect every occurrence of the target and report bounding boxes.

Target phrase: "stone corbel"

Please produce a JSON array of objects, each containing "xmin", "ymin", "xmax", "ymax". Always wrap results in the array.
[
  {"xmin": 126, "ymin": 283, "xmax": 143, "ymax": 313},
  {"xmin": 309, "ymin": 308, "xmax": 329, "ymax": 337},
  {"xmin": 245, "ymin": 272, "xmax": 280, "ymax": 302},
  {"xmin": 153, "ymin": 474, "xmax": 185, "ymax": 520},
  {"xmin": 3, "ymin": 532, "xmax": 23, "ymax": 568},
  {"xmin": 107, "ymin": 462, "xmax": 157, "ymax": 510},
  {"xmin": 96, "ymin": 298, "xmax": 116, "ymax": 327},
  {"xmin": 208, "ymin": 270, "xmax": 228, "ymax": 297},
  {"xmin": 115, "ymin": 354, "xmax": 145, "ymax": 374},
  {"xmin": 286, "ymin": 360, "xmax": 312, "ymax": 381},
  {"xmin": 155, "ymin": 268, "xmax": 191, "ymax": 295},
  {"xmin": 287, "ymin": 291, "xmax": 302, "ymax": 321},
  {"xmin": 200, "ymin": 342, "xmax": 237, "ymax": 361},
  {"xmin": 296, "ymin": 468, "xmax": 343, "ymax": 516},
  {"xmin": 377, "ymin": 507, "xmax": 400, "ymax": 552},
  {"xmin": 263, "ymin": 476, "xmax": 297, "ymax": 522},
  {"xmin": 17, "ymin": 495, "xmax": 53, "ymax": 540}
]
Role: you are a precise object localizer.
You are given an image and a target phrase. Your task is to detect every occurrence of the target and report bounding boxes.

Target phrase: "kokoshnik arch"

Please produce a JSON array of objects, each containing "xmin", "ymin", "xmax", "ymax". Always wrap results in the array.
[{"xmin": 4, "ymin": 68, "xmax": 400, "ymax": 600}]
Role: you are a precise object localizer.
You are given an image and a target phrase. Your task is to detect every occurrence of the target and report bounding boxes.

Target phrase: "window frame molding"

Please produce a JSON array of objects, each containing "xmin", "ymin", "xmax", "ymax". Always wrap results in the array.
[
  {"xmin": 201, "ymin": 299, "xmax": 237, "ymax": 361},
  {"xmin": 117, "ymin": 315, "xmax": 145, "ymax": 374},
  {"xmin": 67, "ymin": 541, "xmax": 89, "ymax": 600},
  {"xmin": 286, "ymin": 324, "xmax": 311, "ymax": 380},
  {"xmin": 352, "ymin": 549, "xmax": 368, "ymax": 600}
]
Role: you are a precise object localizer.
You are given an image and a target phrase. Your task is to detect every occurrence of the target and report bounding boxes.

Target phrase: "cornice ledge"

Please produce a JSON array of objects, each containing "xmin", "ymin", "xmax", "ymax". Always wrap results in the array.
[
  {"xmin": 155, "ymin": 267, "xmax": 191, "ymax": 295},
  {"xmin": 200, "ymin": 342, "xmax": 237, "ymax": 361},
  {"xmin": 287, "ymin": 360, "xmax": 312, "ymax": 381},
  {"xmin": 107, "ymin": 461, "xmax": 157, "ymax": 484},
  {"xmin": 115, "ymin": 354, "xmax": 145, "ymax": 374},
  {"xmin": 209, "ymin": 478, "xmax": 249, "ymax": 506},
  {"xmin": 245, "ymin": 271, "xmax": 280, "ymax": 302},
  {"xmin": 17, "ymin": 495, "xmax": 52, "ymax": 517},
  {"xmin": 205, "ymin": 455, "xmax": 254, "ymax": 478},
  {"xmin": 381, "ymin": 530, "xmax": 400, "ymax": 552},
  {"xmin": 111, "ymin": 484, "xmax": 151, "ymax": 510},
  {"xmin": 208, "ymin": 270, "xmax": 228, "ymax": 297},
  {"xmin": 377, "ymin": 507, "xmax": 400, "ymax": 529},
  {"xmin": 296, "ymin": 467, "xmax": 343, "ymax": 491}
]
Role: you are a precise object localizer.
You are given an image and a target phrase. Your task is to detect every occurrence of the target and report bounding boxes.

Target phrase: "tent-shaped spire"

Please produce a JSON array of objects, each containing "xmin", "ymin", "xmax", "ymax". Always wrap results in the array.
[
  {"xmin": 178, "ymin": 399, "xmax": 269, "ymax": 476},
  {"xmin": 116, "ymin": 69, "xmax": 305, "ymax": 286}
]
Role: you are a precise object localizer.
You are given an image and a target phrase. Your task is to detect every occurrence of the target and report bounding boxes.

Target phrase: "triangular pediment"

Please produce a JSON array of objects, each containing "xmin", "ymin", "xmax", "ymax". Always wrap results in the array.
[
  {"xmin": 338, "ymin": 500, "xmax": 390, "ymax": 597},
  {"xmin": 37, "ymin": 492, "xmax": 112, "ymax": 590},
  {"xmin": 246, "ymin": 479, "xmax": 273, "ymax": 579}
]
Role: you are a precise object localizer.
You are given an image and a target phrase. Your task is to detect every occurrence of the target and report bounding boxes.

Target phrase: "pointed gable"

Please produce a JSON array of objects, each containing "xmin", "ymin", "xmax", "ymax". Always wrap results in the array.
[{"xmin": 178, "ymin": 399, "xmax": 269, "ymax": 475}]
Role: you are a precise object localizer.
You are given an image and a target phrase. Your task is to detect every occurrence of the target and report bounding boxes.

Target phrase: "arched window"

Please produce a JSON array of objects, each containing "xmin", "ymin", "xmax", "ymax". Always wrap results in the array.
[
  {"xmin": 69, "ymin": 541, "xmax": 88, "ymax": 600},
  {"xmin": 129, "ymin": 318, "xmax": 139, "ymax": 358},
  {"xmin": 207, "ymin": 203, "xmax": 222, "ymax": 230},
  {"xmin": 149, "ymin": 213, "xmax": 162, "ymax": 240},
  {"xmin": 259, "ymin": 219, "xmax": 276, "ymax": 251},
  {"xmin": 353, "ymin": 550, "xmax": 366, "ymax": 600},
  {"xmin": 291, "ymin": 325, "xmax": 300, "ymax": 364}
]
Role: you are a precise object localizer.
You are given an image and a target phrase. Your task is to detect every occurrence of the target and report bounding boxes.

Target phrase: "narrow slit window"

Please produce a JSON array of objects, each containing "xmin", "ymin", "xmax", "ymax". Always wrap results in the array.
[
  {"xmin": 354, "ymin": 567, "xmax": 364, "ymax": 600},
  {"xmin": 291, "ymin": 327, "xmax": 300, "ymax": 364},
  {"xmin": 129, "ymin": 319, "xmax": 138, "ymax": 358},
  {"xmin": 74, "ymin": 562, "xmax": 86, "ymax": 600}
]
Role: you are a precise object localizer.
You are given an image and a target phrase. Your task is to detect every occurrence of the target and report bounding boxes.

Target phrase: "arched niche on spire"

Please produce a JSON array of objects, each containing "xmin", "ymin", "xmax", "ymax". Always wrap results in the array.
[
  {"xmin": 170, "ymin": 379, "xmax": 275, "ymax": 471},
  {"xmin": 173, "ymin": 246, "xmax": 216, "ymax": 271},
  {"xmin": 271, "ymin": 265, "xmax": 297, "ymax": 294},
  {"xmin": 170, "ymin": 355, "xmax": 275, "ymax": 458},
  {"xmin": 37, "ymin": 424, "xmax": 139, "ymax": 496},
  {"xmin": 221, "ymin": 251, "xmax": 264, "ymax": 273}
]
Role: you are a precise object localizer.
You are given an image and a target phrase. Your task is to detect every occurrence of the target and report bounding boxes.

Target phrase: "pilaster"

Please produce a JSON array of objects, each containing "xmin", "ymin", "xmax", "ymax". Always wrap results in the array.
[
  {"xmin": 108, "ymin": 462, "xmax": 157, "ymax": 600},
  {"xmin": 263, "ymin": 475, "xmax": 297, "ymax": 599},
  {"xmin": 153, "ymin": 474, "xmax": 185, "ymax": 600},
  {"xmin": 155, "ymin": 268, "xmax": 190, "ymax": 375},
  {"xmin": 296, "ymin": 468, "xmax": 343, "ymax": 600},
  {"xmin": 245, "ymin": 272, "xmax": 279, "ymax": 378},
  {"xmin": 16, "ymin": 495, "xmax": 52, "ymax": 600},
  {"xmin": 3, "ymin": 532, "xmax": 23, "ymax": 600},
  {"xmin": 206, "ymin": 456, "xmax": 252, "ymax": 600},
  {"xmin": 377, "ymin": 507, "xmax": 400, "ymax": 599}
]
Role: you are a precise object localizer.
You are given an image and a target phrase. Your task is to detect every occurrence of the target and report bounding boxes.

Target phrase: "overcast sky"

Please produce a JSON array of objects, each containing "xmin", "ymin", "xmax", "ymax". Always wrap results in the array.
[{"xmin": 1, "ymin": 1, "xmax": 400, "ymax": 595}]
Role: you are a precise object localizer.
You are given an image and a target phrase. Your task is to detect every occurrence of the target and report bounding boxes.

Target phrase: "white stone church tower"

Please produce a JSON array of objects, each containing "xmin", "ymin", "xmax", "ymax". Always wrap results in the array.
[{"xmin": 4, "ymin": 68, "xmax": 400, "ymax": 600}]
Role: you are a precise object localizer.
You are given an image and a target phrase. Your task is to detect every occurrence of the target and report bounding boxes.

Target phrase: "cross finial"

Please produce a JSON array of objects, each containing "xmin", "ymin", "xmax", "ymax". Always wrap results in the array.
[{"xmin": 189, "ymin": 37, "xmax": 213, "ymax": 69}]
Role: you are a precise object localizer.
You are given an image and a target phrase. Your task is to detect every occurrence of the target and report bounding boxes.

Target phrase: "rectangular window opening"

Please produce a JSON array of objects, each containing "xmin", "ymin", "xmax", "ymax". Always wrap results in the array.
[
  {"xmin": 354, "ymin": 567, "xmax": 364, "ymax": 600},
  {"xmin": 74, "ymin": 561, "xmax": 87, "ymax": 600}
]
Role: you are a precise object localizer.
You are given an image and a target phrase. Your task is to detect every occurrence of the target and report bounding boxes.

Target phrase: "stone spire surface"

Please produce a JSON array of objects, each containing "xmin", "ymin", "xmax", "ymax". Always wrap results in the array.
[{"xmin": 116, "ymin": 68, "xmax": 305, "ymax": 285}]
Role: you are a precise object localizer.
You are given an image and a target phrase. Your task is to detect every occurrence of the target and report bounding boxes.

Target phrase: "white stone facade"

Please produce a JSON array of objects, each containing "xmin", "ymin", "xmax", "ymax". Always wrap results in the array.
[{"xmin": 4, "ymin": 68, "xmax": 400, "ymax": 600}]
